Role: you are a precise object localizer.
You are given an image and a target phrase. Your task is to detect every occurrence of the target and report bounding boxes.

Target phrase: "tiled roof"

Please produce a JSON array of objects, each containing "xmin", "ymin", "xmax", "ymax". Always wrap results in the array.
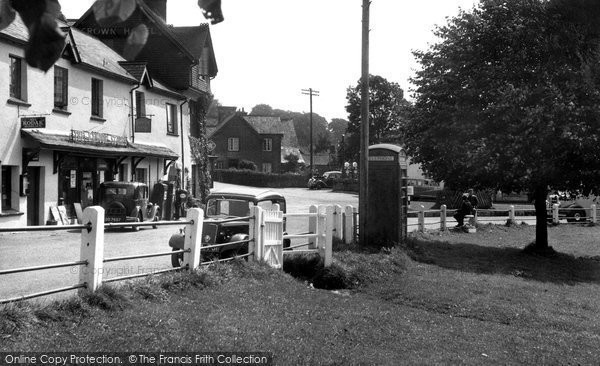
[
  {"xmin": 119, "ymin": 61, "xmax": 147, "ymax": 81},
  {"xmin": 244, "ymin": 116, "xmax": 300, "ymax": 147},
  {"xmin": 0, "ymin": 14, "xmax": 28, "ymax": 42},
  {"xmin": 171, "ymin": 25, "xmax": 209, "ymax": 59}
]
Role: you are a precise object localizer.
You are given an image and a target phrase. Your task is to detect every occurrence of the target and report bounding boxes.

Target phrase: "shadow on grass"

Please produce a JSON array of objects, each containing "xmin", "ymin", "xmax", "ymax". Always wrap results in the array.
[{"xmin": 404, "ymin": 236, "xmax": 600, "ymax": 285}]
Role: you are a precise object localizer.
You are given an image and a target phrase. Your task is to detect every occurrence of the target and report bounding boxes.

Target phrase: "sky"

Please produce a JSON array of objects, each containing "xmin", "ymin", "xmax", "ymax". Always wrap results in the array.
[{"xmin": 60, "ymin": 0, "xmax": 478, "ymax": 122}]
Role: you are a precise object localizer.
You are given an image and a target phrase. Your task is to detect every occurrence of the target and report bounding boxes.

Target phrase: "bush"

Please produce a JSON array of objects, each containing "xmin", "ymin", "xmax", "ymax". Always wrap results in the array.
[
  {"xmin": 238, "ymin": 160, "xmax": 257, "ymax": 171},
  {"xmin": 213, "ymin": 169, "xmax": 310, "ymax": 188}
]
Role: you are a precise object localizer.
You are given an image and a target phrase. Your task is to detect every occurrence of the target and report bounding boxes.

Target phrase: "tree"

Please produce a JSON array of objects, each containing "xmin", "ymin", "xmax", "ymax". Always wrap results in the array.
[
  {"xmin": 405, "ymin": 0, "xmax": 600, "ymax": 251},
  {"xmin": 281, "ymin": 153, "xmax": 303, "ymax": 173},
  {"xmin": 345, "ymin": 75, "xmax": 410, "ymax": 160},
  {"xmin": 0, "ymin": 0, "xmax": 223, "ymax": 71},
  {"xmin": 249, "ymin": 104, "xmax": 275, "ymax": 116},
  {"xmin": 328, "ymin": 118, "xmax": 349, "ymax": 146}
]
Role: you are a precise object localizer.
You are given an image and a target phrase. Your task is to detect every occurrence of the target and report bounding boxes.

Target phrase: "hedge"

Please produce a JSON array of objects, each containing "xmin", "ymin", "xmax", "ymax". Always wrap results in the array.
[{"xmin": 213, "ymin": 169, "xmax": 309, "ymax": 188}]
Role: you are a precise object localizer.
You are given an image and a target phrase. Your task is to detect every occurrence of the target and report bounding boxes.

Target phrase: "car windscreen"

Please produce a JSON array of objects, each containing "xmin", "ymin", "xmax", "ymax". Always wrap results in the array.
[
  {"xmin": 206, "ymin": 199, "xmax": 251, "ymax": 218},
  {"xmin": 103, "ymin": 187, "xmax": 128, "ymax": 199}
]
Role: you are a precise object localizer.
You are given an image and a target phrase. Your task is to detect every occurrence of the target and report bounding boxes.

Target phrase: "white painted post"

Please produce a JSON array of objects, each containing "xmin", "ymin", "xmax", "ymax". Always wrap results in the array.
[
  {"xmin": 317, "ymin": 205, "xmax": 327, "ymax": 255},
  {"xmin": 308, "ymin": 205, "xmax": 318, "ymax": 249},
  {"xmin": 80, "ymin": 206, "xmax": 105, "ymax": 292},
  {"xmin": 248, "ymin": 206, "xmax": 257, "ymax": 261},
  {"xmin": 343, "ymin": 205, "xmax": 354, "ymax": 244},
  {"xmin": 591, "ymin": 204, "xmax": 597, "ymax": 224},
  {"xmin": 321, "ymin": 205, "xmax": 334, "ymax": 267},
  {"xmin": 183, "ymin": 208, "xmax": 203, "ymax": 270},
  {"xmin": 440, "ymin": 204, "xmax": 447, "ymax": 231},
  {"xmin": 250, "ymin": 206, "xmax": 265, "ymax": 260},
  {"xmin": 332, "ymin": 204, "xmax": 343, "ymax": 240},
  {"xmin": 472, "ymin": 210, "xmax": 478, "ymax": 226},
  {"xmin": 553, "ymin": 203, "xmax": 560, "ymax": 225},
  {"xmin": 272, "ymin": 203, "xmax": 280, "ymax": 212},
  {"xmin": 509, "ymin": 205, "xmax": 515, "ymax": 223},
  {"xmin": 418, "ymin": 205, "xmax": 425, "ymax": 233}
]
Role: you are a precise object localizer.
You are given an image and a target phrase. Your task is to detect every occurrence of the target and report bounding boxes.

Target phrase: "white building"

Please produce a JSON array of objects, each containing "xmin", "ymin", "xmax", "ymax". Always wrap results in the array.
[{"xmin": 0, "ymin": 17, "xmax": 192, "ymax": 227}]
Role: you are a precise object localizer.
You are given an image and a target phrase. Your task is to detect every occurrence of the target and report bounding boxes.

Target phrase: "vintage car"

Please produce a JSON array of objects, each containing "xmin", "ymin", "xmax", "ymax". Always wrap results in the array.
[
  {"xmin": 98, "ymin": 181, "xmax": 160, "ymax": 230},
  {"xmin": 169, "ymin": 187, "xmax": 288, "ymax": 267},
  {"xmin": 307, "ymin": 170, "xmax": 342, "ymax": 190},
  {"xmin": 546, "ymin": 192, "xmax": 596, "ymax": 223}
]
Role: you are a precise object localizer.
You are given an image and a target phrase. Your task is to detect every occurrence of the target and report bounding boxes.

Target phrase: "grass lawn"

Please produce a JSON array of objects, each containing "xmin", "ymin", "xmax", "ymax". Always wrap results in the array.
[{"xmin": 1, "ymin": 223, "xmax": 600, "ymax": 365}]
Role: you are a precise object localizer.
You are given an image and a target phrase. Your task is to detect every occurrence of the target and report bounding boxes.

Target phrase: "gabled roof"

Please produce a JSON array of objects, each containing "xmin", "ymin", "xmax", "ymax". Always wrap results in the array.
[{"xmin": 171, "ymin": 25, "xmax": 218, "ymax": 76}]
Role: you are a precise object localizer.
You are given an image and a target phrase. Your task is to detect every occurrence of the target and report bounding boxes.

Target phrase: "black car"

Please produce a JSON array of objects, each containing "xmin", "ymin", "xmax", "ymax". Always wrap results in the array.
[
  {"xmin": 169, "ymin": 187, "xmax": 288, "ymax": 267},
  {"xmin": 98, "ymin": 181, "xmax": 160, "ymax": 230},
  {"xmin": 307, "ymin": 170, "xmax": 342, "ymax": 190}
]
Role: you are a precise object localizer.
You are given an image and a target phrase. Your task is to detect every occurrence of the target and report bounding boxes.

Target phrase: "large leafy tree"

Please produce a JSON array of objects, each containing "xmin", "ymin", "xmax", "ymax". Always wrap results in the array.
[
  {"xmin": 345, "ymin": 75, "xmax": 410, "ymax": 160},
  {"xmin": 406, "ymin": 0, "xmax": 600, "ymax": 251}
]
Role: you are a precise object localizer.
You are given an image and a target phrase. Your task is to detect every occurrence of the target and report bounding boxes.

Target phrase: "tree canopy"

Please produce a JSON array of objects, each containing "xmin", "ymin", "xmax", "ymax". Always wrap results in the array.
[
  {"xmin": 345, "ymin": 74, "xmax": 410, "ymax": 160},
  {"xmin": 405, "ymin": 0, "xmax": 600, "ymax": 249}
]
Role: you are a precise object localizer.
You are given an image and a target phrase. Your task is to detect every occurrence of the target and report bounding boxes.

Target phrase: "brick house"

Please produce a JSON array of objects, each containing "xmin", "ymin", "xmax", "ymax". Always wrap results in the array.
[{"xmin": 207, "ymin": 114, "xmax": 304, "ymax": 173}]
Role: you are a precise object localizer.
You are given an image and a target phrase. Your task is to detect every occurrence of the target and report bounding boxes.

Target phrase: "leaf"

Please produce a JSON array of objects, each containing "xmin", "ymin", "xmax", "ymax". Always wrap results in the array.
[
  {"xmin": 123, "ymin": 23, "xmax": 148, "ymax": 60},
  {"xmin": 93, "ymin": 0, "xmax": 137, "ymax": 27},
  {"xmin": 11, "ymin": 0, "xmax": 66, "ymax": 72},
  {"xmin": 0, "ymin": 0, "xmax": 15, "ymax": 30},
  {"xmin": 197, "ymin": 0, "xmax": 223, "ymax": 25}
]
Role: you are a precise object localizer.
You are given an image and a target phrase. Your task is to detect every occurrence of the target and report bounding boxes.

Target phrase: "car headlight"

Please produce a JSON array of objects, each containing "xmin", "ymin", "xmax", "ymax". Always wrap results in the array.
[{"xmin": 204, "ymin": 234, "xmax": 212, "ymax": 243}]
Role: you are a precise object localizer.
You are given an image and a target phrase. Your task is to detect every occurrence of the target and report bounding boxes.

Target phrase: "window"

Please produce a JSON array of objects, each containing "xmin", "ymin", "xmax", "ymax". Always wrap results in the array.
[
  {"xmin": 228, "ymin": 137, "xmax": 239, "ymax": 152},
  {"xmin": 136, "ymin": 91, "xmax": 146, "ymax": 118},
  {"xmin": 54, "ymin": 66, "xmax": 68, "ymax": 109},
  {"xmin": 216, "ymin": 161, "xmax": 224, "ymax": 169},
  {"xmin": 91, "ymin": 78, "xmax": 103, "ymax": 117},
  {"xmin": 262, "ymin": 163, "xmax": 272, "ymax": 173},
  {"xmin": 166, "ymin": 103, "xmax": 178, "ymax": 135},
  {"xmin": 9, "ymin": 55, "xmax": 25, "ymax": 100},
  {"xmin": 263, "ymin": 138, "xmax": 272, "ymax": 152},
  {"xmin": 1, "ymin": 166, "xmax": 12, "ymax": 210},
  {"xmin": 135, "ymin": 168, "xmax": 147, "ymax": 184}
]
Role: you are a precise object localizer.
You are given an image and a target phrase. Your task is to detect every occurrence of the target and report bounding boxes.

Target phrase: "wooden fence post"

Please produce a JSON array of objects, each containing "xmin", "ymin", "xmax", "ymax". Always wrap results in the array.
[
  {"xmin": 332, "ymin": 204, "xmax": 343, "ymax": 240},
  {"xmin": 321, "ymin": 205, "xmax": 333, "ymax": 267},
  {"xmin": 440, "ymin": 204, "xmax": 447, "ymax": 231},
  {"xmin": 343, "ymin": 205, "xmax": 354, "ymax": 244},
  {"xmin": 509, "ymin": 205, "xmax": 515, "ymax": 223},
  {"xmin": 250, "ymin": 206, "xmax": 264, "ymax": 261},
  {"xmin": 553, "ymin": 203, "xmax": 560, "ymax": 225},
  {"xmin": 183, "ymin": 208, "xmax": 203, "ymax": 270},
  {"xmin": 418, "ymin": 205, "xmax": 425, "ymax": 233},
  {"xmin": 591, "ymin": 204, "xmax": 597, "ymax": 224},
  {"xmin": 308, "ymin": 205, "xmax": 318, "ymax": 249},
  {"xmin": 80, "ymin": 206, "xmax": 105, "ymax": 292}
]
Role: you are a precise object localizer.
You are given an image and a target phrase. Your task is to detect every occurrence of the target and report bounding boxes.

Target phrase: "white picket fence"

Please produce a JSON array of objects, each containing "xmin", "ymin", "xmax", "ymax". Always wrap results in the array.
[{"xmin": 0, "ymin": 204, "xmax": 359, "ymax": 304}]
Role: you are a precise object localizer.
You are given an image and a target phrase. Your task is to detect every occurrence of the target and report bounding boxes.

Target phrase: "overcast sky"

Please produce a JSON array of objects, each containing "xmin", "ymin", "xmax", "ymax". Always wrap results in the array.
[{"xmin": 60, "ymin": 0, "xmax": 478, "ymax": 122}]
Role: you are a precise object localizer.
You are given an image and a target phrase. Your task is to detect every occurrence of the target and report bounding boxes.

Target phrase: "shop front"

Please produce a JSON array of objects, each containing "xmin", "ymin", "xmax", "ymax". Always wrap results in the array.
[{"xmin": 21, "ymin": 129, "xmax": 180, "ymax": 224}]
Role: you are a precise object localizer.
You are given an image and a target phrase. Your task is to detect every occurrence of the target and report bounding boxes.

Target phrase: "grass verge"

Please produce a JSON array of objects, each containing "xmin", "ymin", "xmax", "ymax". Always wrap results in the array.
[{"xmin": 1, "ymin": 224, "xmax": 600, "ymax": 365}]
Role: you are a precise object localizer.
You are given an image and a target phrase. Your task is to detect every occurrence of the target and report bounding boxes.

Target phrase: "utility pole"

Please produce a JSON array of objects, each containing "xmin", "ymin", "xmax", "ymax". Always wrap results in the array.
[
  {"xmin": 359, "ymin": 0, "xmax": 370, "ymax": 246},
  {"xmin": 302, "ymin": 88, "xmax": 320, "ymax": 174}
]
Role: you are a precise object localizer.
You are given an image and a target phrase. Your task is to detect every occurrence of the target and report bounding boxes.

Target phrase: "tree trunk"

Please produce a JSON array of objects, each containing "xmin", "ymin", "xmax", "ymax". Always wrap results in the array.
[{"xmin": 533, "ymin": 185, "xmax": 549, "ymax": 250}]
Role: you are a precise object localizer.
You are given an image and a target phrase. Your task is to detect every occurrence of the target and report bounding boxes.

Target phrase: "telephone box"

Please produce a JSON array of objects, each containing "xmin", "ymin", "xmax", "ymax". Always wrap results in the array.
[{"xmin": 367, "ymin": 144, "xmax": 408, "ymax": 245}]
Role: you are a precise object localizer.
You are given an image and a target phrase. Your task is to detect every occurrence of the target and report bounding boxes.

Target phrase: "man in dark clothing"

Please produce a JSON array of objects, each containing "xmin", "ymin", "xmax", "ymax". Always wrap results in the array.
[
  {"xmin": 453, "ymin": 195, "xmax": 473, "ymax": 227},
  {"xmin": 467, "ymin": 189, "xmax": 479, "ymax": 214}
]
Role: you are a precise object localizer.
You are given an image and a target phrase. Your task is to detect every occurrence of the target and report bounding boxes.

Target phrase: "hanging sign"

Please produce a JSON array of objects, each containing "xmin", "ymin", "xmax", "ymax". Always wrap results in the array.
[
  {"xmin": 70, "ymin": 170, "xmax": 77, "ymax": 188},
  {"xmin": 21, "ymin": 117, "xmax": 46, "ymax": 129}
]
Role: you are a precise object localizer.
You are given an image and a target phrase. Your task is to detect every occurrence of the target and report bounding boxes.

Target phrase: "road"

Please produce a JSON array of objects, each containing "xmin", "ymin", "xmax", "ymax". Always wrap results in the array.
[{"xmin": 0, "ymin": 182, "xmax": 534, "ymax": 303}]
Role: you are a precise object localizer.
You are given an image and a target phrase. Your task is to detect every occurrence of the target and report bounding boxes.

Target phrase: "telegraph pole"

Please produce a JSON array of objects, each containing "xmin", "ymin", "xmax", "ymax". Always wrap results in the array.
[
  {"xmin": 359, "ymin": 0, "xmax": 370, "ymax": 246},
  {"xmin": 302, "ymin": 88, "xmax": 320, "ymax": 174}
]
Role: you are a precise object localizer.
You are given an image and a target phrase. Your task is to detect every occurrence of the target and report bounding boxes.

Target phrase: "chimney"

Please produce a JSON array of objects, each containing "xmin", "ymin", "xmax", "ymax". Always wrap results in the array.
[{"xmin": 143, "ymin": 0, "xmax": 167, "ymax": 22}]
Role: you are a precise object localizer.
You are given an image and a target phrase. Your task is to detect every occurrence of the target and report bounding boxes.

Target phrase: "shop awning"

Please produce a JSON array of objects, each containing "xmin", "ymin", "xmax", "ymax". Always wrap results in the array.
[{"xmin": 21, "ymin": 129, "xmax": 179, "ymax": 160}]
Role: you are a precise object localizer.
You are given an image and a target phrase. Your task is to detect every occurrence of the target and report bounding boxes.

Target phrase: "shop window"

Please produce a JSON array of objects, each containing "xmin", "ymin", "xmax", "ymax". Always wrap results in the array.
[
  {"xmin": 9, "ymin": 55, "xmax": 26, "ymax": 101},
  {"xmin": 135, "ymin": 168, "xmax": 147, "ymax": 184},
  {"xmin": 166, "ymin": 103, "xmax": 178, "ymax": 135},
  {"xmin": 263, "ymin": 138, "xmax": 272, "ymax": 152},
  {"xmin": 1, "ymin": 166, "xmax": 13, "ymax": 211},
  {"xmin": 91, "ymin": 78, "xmax": 103, "ymax": 117},
  {"xmin": 228, "ymin": 137, "xmax": 239, "ymax": 152},
  {"xmin": 136, "ymin": 91, "xmax": 146, "ymax": 118},
  {"xmin": 216, "ymin": 161, "xmax": 224, "ymax": 169},
  {"xmin": 54, "ymin": 66, "xmax": 68, "ymax": 109},
  {"xmin": 262, "ymin": 163, "xmax": 272, "ymax": 173}
]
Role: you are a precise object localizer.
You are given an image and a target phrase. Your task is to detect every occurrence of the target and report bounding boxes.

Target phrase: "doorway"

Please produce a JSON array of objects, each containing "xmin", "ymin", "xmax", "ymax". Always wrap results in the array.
[{"xmin": 26, "ymin": 167, "xmax": 41, "ymax": 226}]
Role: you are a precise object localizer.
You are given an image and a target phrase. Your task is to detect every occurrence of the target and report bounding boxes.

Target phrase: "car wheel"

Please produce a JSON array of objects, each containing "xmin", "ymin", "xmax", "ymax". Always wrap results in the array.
[
  {"xmin": 171, "ymin": 248, "xmax": 184, "ymax": 268},
  {"xmin": 567, "ymin": 209, "xmax": 586, "ymax": 223}
]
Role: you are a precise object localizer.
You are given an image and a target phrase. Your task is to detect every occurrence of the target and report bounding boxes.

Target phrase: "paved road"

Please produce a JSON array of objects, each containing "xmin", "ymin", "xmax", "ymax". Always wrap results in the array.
[{"xmin": 0, "ymin": 182, "xmax": 538, "ymax": 303}]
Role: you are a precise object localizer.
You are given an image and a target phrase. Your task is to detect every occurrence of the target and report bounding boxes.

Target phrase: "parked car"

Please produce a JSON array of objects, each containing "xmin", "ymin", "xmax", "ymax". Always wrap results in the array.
[
  {"xmin": 307, "ymin": 170, "xmax": 342, "ymax": 190},
  {"xmin": 546, "ymin": 192, "xmax": 596, "ymax": 223},
  {"xmin": 169, "ymin": 187, "xmax": 289, "ymax": 267},
  {"xmin": 98, "ymin": 181, "xmax": 160, "ymax": 231}
]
